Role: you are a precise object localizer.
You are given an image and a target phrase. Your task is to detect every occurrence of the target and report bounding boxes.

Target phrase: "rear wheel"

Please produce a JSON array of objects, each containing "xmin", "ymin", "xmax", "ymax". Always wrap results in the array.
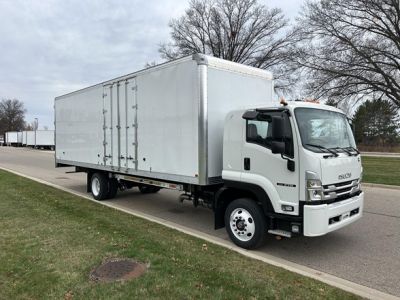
[
  {"xmin": 138, "ymin": 185, "xmax": 161, "ymax": 194},
  {"xmin": 91, "ymin": 173, "xmax": 110, "ymax": 200},
  {"xmin": 224, "ymin": 198, "xmax": 266, "ymax": 249}
]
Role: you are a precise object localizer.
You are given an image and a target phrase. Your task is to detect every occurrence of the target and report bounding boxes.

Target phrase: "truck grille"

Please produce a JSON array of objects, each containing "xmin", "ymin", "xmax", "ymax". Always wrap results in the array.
[{"xmin": 323, "ymin": 179, "xmax": 360, "ymax": 201}]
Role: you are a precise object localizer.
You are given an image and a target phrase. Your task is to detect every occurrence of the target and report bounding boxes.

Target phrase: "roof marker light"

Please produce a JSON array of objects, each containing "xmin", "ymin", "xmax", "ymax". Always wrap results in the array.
[{"xmin": 304, "ymin": 98, "xmax": 320, "ymax": 104}]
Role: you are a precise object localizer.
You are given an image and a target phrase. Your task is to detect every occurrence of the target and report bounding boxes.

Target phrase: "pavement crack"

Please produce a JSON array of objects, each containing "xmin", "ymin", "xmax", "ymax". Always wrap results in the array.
[{"xmin": 364, "ymin": 210, "xmax": 400, "ymax": 219}]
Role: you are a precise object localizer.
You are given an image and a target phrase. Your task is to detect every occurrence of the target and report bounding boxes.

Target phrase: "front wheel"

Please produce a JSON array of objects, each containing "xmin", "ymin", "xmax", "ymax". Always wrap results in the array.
[{"xmin": 224, "ymin": 198, "xmax": 266, "ymax": 249}]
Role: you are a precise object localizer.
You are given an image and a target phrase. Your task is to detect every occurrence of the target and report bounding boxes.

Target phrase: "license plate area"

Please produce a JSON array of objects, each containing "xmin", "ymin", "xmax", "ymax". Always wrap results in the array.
[{"xmin": 329, "ymin": 208, "xmax": 360, "ymax": 225}]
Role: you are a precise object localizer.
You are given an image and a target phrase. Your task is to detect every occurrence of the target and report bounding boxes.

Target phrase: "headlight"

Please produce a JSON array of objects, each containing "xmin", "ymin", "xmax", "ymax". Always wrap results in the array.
[
  {"xmin": 306, "ymin": 179, "xmax": 323, "ymax": 201},
  {"xmin": 307, "ymin": 179, "xmax": 322, "ymax": 189}
]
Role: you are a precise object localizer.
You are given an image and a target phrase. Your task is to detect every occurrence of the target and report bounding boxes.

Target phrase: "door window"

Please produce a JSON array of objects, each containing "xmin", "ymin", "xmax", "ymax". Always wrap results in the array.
[{"xmin": 246, "ymin": 112, "xmax": 294, "ymax": 157}]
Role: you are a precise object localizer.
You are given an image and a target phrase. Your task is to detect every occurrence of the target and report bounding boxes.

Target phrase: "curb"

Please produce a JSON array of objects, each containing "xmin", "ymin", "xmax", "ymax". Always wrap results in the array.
[
  {"xmin": 0, "ymin": 166, "xmax": 398, "ymax": 300},
  {"xmin": 362, "ymin": 183, "xmax": 400, "ymax": 190}
]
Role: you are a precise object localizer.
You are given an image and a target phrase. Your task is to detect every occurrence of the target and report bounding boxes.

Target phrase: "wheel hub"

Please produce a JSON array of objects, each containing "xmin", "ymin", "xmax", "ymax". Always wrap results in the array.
[
  {"xmin": 236, "ymin": 219, "xmax": 245, "ymax": 230},
  {"xmin": 92, "ymin": 177, "xmax": 100, "ymax": 196},
  {"xmin": 229, "ymin": 208, "xmax": 256, "ymax": 242}
]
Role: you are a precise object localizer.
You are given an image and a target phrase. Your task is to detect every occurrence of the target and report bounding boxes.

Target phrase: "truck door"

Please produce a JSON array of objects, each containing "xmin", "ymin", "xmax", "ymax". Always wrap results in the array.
[
  {"xmin": 119, "ymin": 78, "xmax": 138, "ymax": 170},
  {"xmin": 103, "ymin": 79, "xmax": 138, "ymax": 171},
  {"xmin": 103, "ymin": 84, "xmax": 115, "ymax": 168},
  {"xmin": 241, "ymin": 111, "xmax": 300, "ymax": 215}
]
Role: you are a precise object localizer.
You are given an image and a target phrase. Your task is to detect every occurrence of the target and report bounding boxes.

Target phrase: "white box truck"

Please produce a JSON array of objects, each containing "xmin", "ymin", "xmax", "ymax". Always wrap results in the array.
[
  {"xmin": 22, "ymin": 131, "xmax": 27, "ymax": 145},
  {"xmin": 26, "ymin": 131, "xmax": 35, "ymax": 147},
  {"xmin": 55, "ymin": 54, "xmax": 364, "ymax": 249},
  {"xmin": 35, "ymin": 130, "xmax": 55, "ymax": 149},
  {"xmin": 17, "ymin": 131, "xmax": 23, "ymax": 145},
  {"xmin": 5, "ymin": 131, "xmax": 18, "ymax": 146}
]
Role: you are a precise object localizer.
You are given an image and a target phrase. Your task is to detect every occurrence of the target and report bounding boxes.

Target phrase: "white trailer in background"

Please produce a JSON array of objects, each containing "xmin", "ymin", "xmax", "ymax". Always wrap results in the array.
[
  {"xmin": 26, "ymin": 131, "xmax": 35, "ymax": 147},
  {"xmin": 5, "ymin": 131, "xmax": 19, "ymax": 146},
  {"xmin": 22, "ymin": 131, "xmax": 27, "ymax": 145},
  {"xmin": 55, "ymin": 54, "xmax": 363, "ymax": 249},
  {"xmin": 35, "ymin": 130, "xmax": 55, "ymax": 149},
  {"xmin": 23, "ymin": 130, "xmax": 55, "ymax": 149},
  {"xmin": 17, "ymin": 132, "xmax": 23, "ymax": 144}
]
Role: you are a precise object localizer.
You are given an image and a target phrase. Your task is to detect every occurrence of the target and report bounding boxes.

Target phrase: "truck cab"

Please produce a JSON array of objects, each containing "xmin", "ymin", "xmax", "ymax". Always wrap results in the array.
[{"xmin": 219, "ymin": 101, "xmax": 363, "ymax": 248}]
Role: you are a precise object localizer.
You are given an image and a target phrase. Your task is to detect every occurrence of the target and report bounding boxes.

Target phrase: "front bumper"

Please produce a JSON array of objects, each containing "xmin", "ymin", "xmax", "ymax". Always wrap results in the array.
[{"xmin": 303, "ymin": 192, "xmax": 364, "ymax": 236}]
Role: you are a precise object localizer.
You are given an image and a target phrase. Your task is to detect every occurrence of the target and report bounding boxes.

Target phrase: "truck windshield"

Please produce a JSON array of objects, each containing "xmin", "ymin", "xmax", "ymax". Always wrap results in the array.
[{"xmin": 294, "ymin": 108, "xmax": 356, "ymax": 153}]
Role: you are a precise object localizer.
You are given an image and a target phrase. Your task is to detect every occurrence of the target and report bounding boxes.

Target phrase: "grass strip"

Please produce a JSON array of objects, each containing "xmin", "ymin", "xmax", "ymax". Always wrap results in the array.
[
  {"xmin": 0, "ymin": 170, "xmax": 358, "ymax": 299},
  {"xmin": 362, "ymin": 156, "xmax": 400, "ymax": 186}
]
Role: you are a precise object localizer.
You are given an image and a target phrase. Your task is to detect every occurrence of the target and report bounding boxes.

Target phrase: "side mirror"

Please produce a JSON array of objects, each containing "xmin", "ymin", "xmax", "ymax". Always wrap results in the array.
[
  {"xmin": 271, "ymin": 141, "xmax": 285, "ymax": 154},
  {"xmin": 271, "ymin": 116, "xmax": 284, "ymax": 140}
]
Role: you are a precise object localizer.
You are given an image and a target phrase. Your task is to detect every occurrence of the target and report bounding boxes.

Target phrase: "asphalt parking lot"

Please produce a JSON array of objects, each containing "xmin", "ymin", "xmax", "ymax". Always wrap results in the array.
[{"xmin": 1, "ymin": 147, "xmax": 399, "ymax": 297}]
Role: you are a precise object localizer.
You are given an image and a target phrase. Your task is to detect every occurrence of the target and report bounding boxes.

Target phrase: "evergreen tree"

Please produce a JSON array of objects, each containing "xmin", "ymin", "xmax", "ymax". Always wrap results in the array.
[{"xmin": 352, "ymin": 100, "xmax": 399, "ymax": 146}]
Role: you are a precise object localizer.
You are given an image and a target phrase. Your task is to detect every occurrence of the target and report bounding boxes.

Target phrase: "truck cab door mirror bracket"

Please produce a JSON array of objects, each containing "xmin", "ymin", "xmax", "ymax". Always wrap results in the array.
[
  {"xmin": 286, "ymin": 158, "xmax": 295, "ymax": 172},
  {"xmin": 281, "ymin": 153, "xmax": 295, "ymax": 172}
]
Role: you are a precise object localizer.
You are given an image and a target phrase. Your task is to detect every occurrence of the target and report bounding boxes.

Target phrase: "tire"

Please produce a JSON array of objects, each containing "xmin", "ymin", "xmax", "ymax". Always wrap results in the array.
[
  {"xmin": 138, "ymin": 185, "xmax": 161, "ymax": 194},
  {"xmin": 107, "ymin": 178, "xmax": 118, "ymax": 199},
  {"xmin": 224, "ymin": 198, "xmax": 266, "ymax": 249},
  {"xmin": 90, "ymin": 173, "xmax": 110, "ymax": 200}
]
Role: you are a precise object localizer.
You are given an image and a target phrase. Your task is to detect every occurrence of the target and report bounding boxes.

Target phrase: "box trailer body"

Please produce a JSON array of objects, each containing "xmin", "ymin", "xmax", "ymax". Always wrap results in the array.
[
  {"xmin": 26, "ymin": 131, "xmax": 35, "ymax": 146},
  {"xmin": 5, "ymin": 132, "xmax": 18, "ymax": 144},
  {"xmin": 22, "ymin": 131, "xmax": 27, "ymax": 145},
  {"xmin": 35, "ymin": 130, "xmax": 54, "ymax": 147},
  {"xmin": 55, "ymin": 54, "xmax": 274, "ymax": 185},
  {"xmin": 55, "ymin": 54, "xmax": 363, "ymax": 249},
  {"xmin": 17, "ymin": 132, "xmax": 23, "ymax": 144}
]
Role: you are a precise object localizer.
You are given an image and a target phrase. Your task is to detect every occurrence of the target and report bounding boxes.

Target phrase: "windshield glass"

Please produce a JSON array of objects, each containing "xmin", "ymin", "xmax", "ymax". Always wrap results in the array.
[{"xmin": 295, "ymin": 108, "xmax": 356, "ymax": 152}]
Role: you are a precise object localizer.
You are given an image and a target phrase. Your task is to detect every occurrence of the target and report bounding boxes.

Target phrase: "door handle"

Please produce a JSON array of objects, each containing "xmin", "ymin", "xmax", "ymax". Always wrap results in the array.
[{"xmin": 244, "ymin": 157, "xmax": 250, "ymax": 170}]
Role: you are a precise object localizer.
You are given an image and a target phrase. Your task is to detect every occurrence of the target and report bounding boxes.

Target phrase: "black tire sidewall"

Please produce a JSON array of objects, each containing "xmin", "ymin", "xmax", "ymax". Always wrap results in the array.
[
  {"xmin": 224, "ymin": 198, "xmax": 266, "ymax": 249},
  {"xmin": 107, "ymin": 178, "xmax": 118, "ymax": 199}
]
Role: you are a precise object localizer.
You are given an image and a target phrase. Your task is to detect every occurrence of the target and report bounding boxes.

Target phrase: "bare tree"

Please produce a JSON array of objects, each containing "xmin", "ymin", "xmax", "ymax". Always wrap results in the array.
[
  {"xmin": 0, "ymin": 99, "xmax": 26, "ymax": 135},
  {"xmin": 293, "ymin": 0, "xmax": 400, "ymax": 107},
  {"xmin": 159, "ymin": 0, "xmax": 297, "ymax": 92},
  {"xmin": 144, "ymin": 61, "xmax": 157, "ymax": 69},
  {"xmin": 24, "ymin": 123, "xmax": 34, "ymax": 131}
]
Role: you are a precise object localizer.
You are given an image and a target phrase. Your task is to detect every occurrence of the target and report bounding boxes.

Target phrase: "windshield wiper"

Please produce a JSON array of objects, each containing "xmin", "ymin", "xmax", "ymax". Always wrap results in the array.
[
  {"xmin": 330, "ymin": 147, "xmax": 353, "ymax": 156},
  {"xmin": 345, "ymin": 146, "xmax": 360, "ymax": 155},
  {"xmin": 305, "ymin": 144, "xmax": 339, "ymax": 157}
]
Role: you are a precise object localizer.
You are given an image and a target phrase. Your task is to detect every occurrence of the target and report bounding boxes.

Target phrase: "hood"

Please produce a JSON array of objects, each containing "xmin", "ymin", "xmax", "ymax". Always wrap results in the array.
[{"xmin": 320, "ymin": 154, "xmax": 362, "ymax": 185}]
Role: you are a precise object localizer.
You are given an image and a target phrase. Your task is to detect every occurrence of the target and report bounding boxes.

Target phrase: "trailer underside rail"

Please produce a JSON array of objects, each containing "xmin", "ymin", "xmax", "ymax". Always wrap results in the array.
[{"xmin": 115, "ymin": 174, "xmax": 184, "ymax": 191}]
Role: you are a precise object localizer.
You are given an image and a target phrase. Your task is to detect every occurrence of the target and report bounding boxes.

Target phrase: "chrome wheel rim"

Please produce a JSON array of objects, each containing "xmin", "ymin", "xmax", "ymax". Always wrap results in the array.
[
  {"xmin": 229, "ymin": 208, "xmax": 255, "ymax": 242},
  {"xmin": 92, "ymin": 177, "xmax": 101, "ymax": 196}
]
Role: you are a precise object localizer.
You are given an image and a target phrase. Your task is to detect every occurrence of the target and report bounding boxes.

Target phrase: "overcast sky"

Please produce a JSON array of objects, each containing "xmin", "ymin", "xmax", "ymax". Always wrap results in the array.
[{"xmin": 0, "ymin": 0, "xmax": 304, "ymax": 129}]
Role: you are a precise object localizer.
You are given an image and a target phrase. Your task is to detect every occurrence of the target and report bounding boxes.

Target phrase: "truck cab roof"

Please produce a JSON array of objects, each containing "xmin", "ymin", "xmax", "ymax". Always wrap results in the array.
[{"xmin": 239, "ymin": 101, "xmax": 345, "ymax": 118}]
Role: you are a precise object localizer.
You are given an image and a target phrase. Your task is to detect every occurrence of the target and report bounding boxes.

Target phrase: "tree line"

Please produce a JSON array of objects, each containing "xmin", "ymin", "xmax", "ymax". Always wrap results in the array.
[
  {"xmin": 0, "ymin": 99, "xmax": 39, "ymax": 136},
  {"xmin": 160, "ymin": 0, "xmax": 400, "ymax": 149}
]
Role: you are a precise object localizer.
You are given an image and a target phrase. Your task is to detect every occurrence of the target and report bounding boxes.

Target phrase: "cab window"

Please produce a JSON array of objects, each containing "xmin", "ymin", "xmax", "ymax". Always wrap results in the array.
[{"xmin": 246, "ymin": 112, "xmax": 294, "ymax": 157}]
